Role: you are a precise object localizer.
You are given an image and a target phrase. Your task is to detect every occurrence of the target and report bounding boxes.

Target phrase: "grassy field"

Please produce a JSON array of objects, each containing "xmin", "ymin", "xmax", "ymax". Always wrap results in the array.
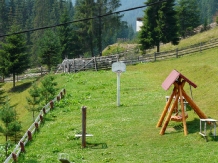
[
  {"xmin": 3, "ymin": 46, "xmax": 217, "ymax": 162},
  {"xmin": 1, "ymin": 27, "xmax": 218, "ymax": 162}
]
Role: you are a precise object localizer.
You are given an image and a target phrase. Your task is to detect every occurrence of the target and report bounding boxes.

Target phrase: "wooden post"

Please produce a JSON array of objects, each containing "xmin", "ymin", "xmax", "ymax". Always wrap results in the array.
[
  {"xmin": 179, "ymin": 84, "xmax": 188, "ymax": 136},
  {"xmin": 50, "ymin": 101, "xmax": 54, "ymax": 110},
  {"xmin": 72, "ymin": 59, "xmax": 75, "ymax": 72},
  {"xmin": 27, "ymin": 131, "xmax": 32, "ymax": 141},
  {"xmin": 20, "ymin": 141, "xmax": 25, "ymax": 152},
  {"xmin": 182, "ymin": 89, "xmax": 208, "ymax": 119},
  {"xmin": 154, "ymin": 52, "xmax": 156, "ymax": 61},
  {"xmin": 94, "ymin": 56, "xmax": 98, "ymax": 71},
  {"xmin": 43, "ymin": 108, "xmax": 46, "ymax": 114},
  {"xmin": 156, "ymin": 87, "xmax": 177, "ymax": 127},
  {"xmin": 41, "ymin": 66, "xmax": 43, "ymax": 76},
  {"xmin": 160, "ymin": 93, "xmax": 179, "ymax": 135},
  {"xmin": 176, "ymin": 48, "xmax": 178, "ymax": 58},
  {"xmin": 12, "ymin": 153, "xmax": 17, "ymax": 162},
  {"xmin": 82, "ymin": 106, "xmax": 87, "ymax": 148}
]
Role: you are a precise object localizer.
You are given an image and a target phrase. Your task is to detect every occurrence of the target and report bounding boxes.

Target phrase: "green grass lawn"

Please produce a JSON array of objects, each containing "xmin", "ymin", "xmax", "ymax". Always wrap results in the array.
[{"xmin": 5, "ymin": 47, "xmax": 217, "ymax": 162}]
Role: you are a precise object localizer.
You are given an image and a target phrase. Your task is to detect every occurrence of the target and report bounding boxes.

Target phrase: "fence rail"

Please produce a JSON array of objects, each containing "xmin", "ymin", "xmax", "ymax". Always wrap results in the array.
[
  {"xmin": 4, "ymin": 88, "xmax": 66, "ymax": 163},
  {"xmin": 57, "ymin": 39, "xmax": 218, "ymax": 73}
]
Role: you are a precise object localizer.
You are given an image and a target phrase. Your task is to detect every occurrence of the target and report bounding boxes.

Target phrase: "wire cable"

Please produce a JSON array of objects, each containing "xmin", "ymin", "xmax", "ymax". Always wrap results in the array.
[{"xmin": 0, "ymin": 0, "xmax": 166, "ymax": 38}]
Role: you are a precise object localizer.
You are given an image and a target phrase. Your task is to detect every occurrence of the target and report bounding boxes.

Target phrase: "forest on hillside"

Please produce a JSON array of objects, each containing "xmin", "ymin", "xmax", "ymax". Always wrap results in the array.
[
  {"xmin": 0, "ymin": 0, "xmax": 218, "ymax": 72},
  {"xmin": 0, "ymin": 0, "xmax": 134, "ymax": 64}
]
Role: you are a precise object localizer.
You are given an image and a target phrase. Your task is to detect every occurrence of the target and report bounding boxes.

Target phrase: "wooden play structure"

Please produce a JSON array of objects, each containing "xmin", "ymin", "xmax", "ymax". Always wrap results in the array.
[{"xmin": 156, "ymin": 70, "xmax": 208, "ymax": 136}]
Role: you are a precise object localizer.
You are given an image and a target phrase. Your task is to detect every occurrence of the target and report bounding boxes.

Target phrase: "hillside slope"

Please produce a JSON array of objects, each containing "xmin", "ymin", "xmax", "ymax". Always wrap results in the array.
[{"xmin": 14, "ymin": 46, "xmax": 218, "ymax": 162}]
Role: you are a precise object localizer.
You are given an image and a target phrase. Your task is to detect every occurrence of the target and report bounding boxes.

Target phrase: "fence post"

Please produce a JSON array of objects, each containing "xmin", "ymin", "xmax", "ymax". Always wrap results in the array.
[
  {"xmin": 40, "ymin": 115, "xmax": 43, "ymax": 122},
  {"xmin": 82, "ymin": 106, "xmax": 87, "ymax": 148},
  {"xmin": 41, "ymin": 66, "xmax": 43, "ymax": 76},
  {"xmin": 20, "ymin": 141, "xmax": 25, "ymax": 153},
  {"xmin": 83, "ymin": 60, "xmax": 85, "ymax": 71},
  {"xmin": 116, "ymin": 55, "xmax": 119, "ymax": 62},
  {"xmin": 154, "ymin": 52, "xmax": 156, "ymax": 61},
  {"xmin": 94, "ymin": 56, "xmax": 98, "ymax": 71},
  {"xmin": 200, "ymin": 42, "xmax": 202, "ymax": 53},
  {"xmin": 35, "ymin": 122, "xmax": 39, "ymax": 130},
  {"xmin": 43, "ymin": 108, "xmax": 46, "ymax": 114},
  {"xmin": 12, "ymin": 153, "xmax": 17, "ymax": 162},
  {"xmin": 57, "ymin": 96, "xmax": 60, "ymax": 101},
  {"xmin": 50, "ymin": 101, "xmax": 54, "ymax": 110},
  {"xmin": 27, "ymin": 131, "xmax": 32, "ymax": 141},
  {"xmin": 176, "ymin": 48, "xmax": 178, "ymax": 58}
]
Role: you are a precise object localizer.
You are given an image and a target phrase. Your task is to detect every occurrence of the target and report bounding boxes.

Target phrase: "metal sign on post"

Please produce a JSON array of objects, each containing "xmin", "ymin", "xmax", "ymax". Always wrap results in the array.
[{"xmin": 112, "ymin": 62, "xmax": 126, "ymax": 106}]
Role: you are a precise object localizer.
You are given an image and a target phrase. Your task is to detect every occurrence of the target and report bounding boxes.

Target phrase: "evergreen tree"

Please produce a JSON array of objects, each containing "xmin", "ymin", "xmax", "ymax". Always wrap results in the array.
[
  {"xmin": 26, "ymin": 82, "xmax": 42, "ymax": 122},
  {"xmin": 0, "ymin": 25, "xmax": 29, "ymax": 88},
  {"xmin": 139, "ymin": 0, "xmax": 179, "ymax": 52},
  {"xmin": 0, "ymin": 0, "xmax": 8, "ymax": 35},
  {"xmin": 31, "ymin": 0, "xmax": 55, "ymax": 66},
  {"xmin": 38, "ymin": 29, "xmax": 61, "ymax": 72},
  {"xmin": 58, "ymin": 5, "xmax": 81, "ymax": 59},
  {"xmin": 0, "ymin": 43, "xmax": 9, "ymax": 82},
  {"xmin": 95, "ymin": 0, "xmax": 122, "ymax": 56},
  {"xmin": 40, "ymin": 75, "xmax": 57, "ymax": 105},
  {"xmin": 176, "ymin": 0, "xmax": 200, "ymax": 38},
  {"xmin": 74, "ymin": 0, "xmax": 96, "ymax": 57},
  {"xmin": 0, "ymin": 97, "xmax": 21, "ymax": 156},
  {"xmin": 74, "ymin": 0, "xmax": 122, "ymax": 57}
]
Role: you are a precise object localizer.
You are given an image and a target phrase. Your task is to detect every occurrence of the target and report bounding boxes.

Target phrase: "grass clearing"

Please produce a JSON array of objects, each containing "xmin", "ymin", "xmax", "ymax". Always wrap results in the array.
[
  {"xmin": 9, "ymin": 47, "xmax": 218, "ymax": 162},
  {"xmin": 1, "ymin": 27, "xmax": 218, "ymax": 162}
]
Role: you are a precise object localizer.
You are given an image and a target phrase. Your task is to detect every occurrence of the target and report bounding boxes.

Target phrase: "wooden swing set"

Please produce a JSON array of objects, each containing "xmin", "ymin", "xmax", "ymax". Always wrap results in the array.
[{"xmin": 156, "ymin": 70, "xmax": 208, "ymax": 136}]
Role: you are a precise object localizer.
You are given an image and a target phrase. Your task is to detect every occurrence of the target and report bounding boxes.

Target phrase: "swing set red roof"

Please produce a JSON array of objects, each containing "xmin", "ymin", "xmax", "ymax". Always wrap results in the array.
[{"xmin": 161, "ymin": 69, "xmax": 197, "ymax": 91}]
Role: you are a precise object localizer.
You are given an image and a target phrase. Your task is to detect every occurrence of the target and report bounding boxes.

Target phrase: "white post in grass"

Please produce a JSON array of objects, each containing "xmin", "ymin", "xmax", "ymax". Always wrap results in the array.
[{"xmin": 112, "ymin": 62, "xmax": 126, "ymax": 106}]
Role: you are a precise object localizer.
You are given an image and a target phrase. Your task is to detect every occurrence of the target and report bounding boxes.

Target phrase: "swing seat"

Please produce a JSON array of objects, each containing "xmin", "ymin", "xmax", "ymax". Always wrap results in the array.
[{"xmin": 171, "ymin": 113, "xmax": 188, "ymax": 122}]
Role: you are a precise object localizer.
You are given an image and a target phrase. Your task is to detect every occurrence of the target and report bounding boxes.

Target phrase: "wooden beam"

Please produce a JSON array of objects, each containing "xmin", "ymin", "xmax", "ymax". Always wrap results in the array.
[
  {"xmin": 182, "ymin": 89, "xmax": 208, "ymax": 119},
  {"xmin": 179, "ymin": 83, "xmax": 188, "ymax": 136},
  {"xmin": 160, "ymin": 92, "xmax": 179, "ymax": 135},
  {"xmin": 156, "ymin": 87, "xmax": 177, "ymax": 127}
]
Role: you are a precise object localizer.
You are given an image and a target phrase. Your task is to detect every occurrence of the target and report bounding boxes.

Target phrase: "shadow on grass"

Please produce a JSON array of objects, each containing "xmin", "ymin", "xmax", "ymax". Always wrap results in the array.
[
  {"xmin": 21, "ymin": 159, "xmax": 39, "ymax": 163},
  {"xmin": 10, "ymin": 82, "xmax": 32, "ymax": 93},
  {"xmin": 171, "ymin": 118, "xmax": 199, "ymax": 134},
  {"xmin": 86, "ymin": 142, "xmax": 108, "ymax": 149},
  {"xmin": 44, "ymin": 117, "xmax": 56, "ymax": 122}
]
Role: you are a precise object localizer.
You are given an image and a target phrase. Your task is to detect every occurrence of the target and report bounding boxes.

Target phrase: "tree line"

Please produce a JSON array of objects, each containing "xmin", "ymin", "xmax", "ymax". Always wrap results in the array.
[
  {"xmin": 139, "ymin": 0, "xmax": 218, "ymax": 53},
  {"xmin": 0, "ymin": 0, "xmax": 134, "ymax": 86}
]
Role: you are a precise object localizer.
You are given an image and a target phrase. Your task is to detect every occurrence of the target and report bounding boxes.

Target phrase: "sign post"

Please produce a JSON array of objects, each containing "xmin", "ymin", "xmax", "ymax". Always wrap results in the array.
[{"xmin": 112, "ymin": 62, "xmax": 126, "ymax": 106}]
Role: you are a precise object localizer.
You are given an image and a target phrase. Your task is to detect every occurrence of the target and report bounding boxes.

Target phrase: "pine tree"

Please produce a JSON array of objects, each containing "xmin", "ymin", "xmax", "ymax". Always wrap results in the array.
[
  {"xmin": 38, "ymin": 29, "xmax": 61, "ymax": 72},
  {"xmin": 176, "ymin": 0, "xmax": 200, "ymax": 38},
  {"xmin": 0, "ymin": 0, "xmax": 8, "ymax": 35},
  {"xmin": 95, "ymin": 0, "xmax": 122, "ymax": 56},
  {"xmin": 40, "ymin": 75, "xmax": 57, "ymax": 105},
  {"xmin": 0, "ymin": 97, "xmax": 21, "ymax": 156},
  {"xmin": 0, "ymin": 44, "xmax": 9, "ymax": 82},
  {"xmin": 31, "ymin": 0, "xmax": 55, "ymax": 66},
  {"xmin": 74, "ymin": 0, "xmax": 122, "ymax": 57},
  {"xmin": 74, "ymin": 0, "xmax": 96, "ymax": 57},
  {"xmin": 26, "ymin": 82, "xmax": 42, "ymax": 121},
  {"xmin": 0, "ymin": 25, "xmax": 29, "ymax": 88},
  {"xmin": 58, "ymin": 5, "xmax": 81, "ymax": 59},
  {"xmin": 139, "ymin": 0, "xmax": 179, "ymax": 52}
]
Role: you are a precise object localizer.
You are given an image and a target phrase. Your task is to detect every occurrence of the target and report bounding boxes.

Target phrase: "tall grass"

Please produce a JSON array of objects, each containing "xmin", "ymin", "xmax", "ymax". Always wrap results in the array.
[{"xmin": 11, "ymin": 47, "xmax": 218, "ymax": 162}]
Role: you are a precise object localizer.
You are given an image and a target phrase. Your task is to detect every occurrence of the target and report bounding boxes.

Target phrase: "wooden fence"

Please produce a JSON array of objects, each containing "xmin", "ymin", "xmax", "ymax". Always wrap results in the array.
[
  {"xmin": 4, "ymin": 89, "xmax": 66, "ymax": 163},
  {"xmin": 57, "ymin": 38, "xmax": 218, "ymax": 73},
  {"xmin": 2, "ymin": 38, "xmax": 218, "ymax": 81}
]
